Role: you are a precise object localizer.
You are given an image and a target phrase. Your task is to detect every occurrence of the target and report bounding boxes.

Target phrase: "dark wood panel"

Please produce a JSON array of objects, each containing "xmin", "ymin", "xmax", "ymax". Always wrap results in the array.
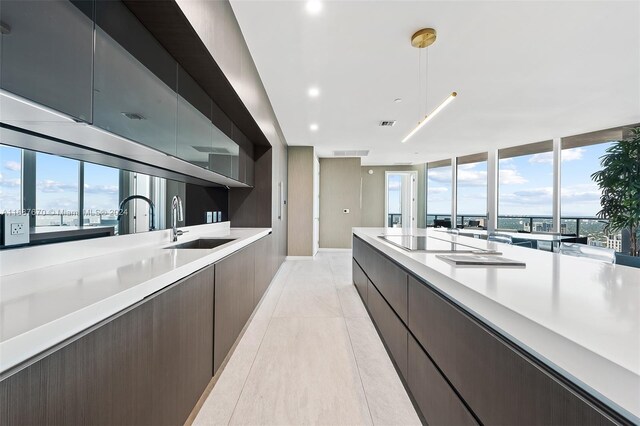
[
  {"xmin": 254, "ymin": 234, "xmax": 274, "ymax": 304},
  {"xmin": 352, "ymin": 258, "xmax": 368, "ymax": 304},
  {"xmin": 151, "ymin": 265, "xmax": 215, "ymax": 426},
  {"xmin": 353, "ymin": 236, "xmax": 407, "ymax": 322},
  {"xmin": 0, "ymin": 300, "xmax": 154, "ymax": 426},
  {"xmin": 407, "ymin": 275, "xmax": 617, "ymax": 425},
  {"xmin": 367, "ymin": 280, "xmax": 408, "ymax": 379},
  {"xmin": 408, "ymin": 334, "xmax": 478, "ymax": 426},
  {"xmin": 214, "ymin": 244, "xmax": 256, "ymax": 373}
]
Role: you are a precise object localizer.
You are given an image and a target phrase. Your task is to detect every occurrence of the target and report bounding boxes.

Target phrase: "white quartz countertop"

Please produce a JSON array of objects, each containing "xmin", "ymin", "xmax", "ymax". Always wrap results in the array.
[
  {"xmin": 353, "ymin": 227, "xmax": 640, "ymax": 422},
  {"xmin": 0, "ymin": 223, "xmax": 271, "ymax": 375}
]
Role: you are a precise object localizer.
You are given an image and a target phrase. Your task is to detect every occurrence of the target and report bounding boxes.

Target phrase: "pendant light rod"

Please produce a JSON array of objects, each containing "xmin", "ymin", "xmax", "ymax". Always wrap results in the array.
[{"xmin": 401, "ymin": 92, "xmax": 457, "ymax": 143}]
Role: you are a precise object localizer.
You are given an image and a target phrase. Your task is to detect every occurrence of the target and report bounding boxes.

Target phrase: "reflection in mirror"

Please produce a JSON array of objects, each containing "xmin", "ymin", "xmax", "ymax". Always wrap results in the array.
[{"xmin": 0, "ymin": 144, "xmax": 186, "ymax": 247}]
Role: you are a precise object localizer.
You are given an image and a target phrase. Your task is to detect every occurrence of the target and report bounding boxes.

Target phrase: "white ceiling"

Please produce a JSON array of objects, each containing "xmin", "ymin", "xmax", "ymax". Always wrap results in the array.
[{"xmin": 230, "ymin": 0, "xmax": 640, "ymax": 165}]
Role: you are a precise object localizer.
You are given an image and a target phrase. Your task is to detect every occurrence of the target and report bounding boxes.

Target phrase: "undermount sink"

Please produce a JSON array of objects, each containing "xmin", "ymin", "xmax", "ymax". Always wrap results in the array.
[{"xmin": 166, "ymin": 238, "xmax": 236, "ymax": 249}]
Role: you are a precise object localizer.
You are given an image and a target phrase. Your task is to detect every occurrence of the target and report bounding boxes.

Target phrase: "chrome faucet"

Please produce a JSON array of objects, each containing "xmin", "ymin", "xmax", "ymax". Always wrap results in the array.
[
  {"xmin": 117, "ymin": 195, "xmax": 155, "ymax": 233},
  {"xmin": 171, "ymin": 195, "xmax": 184, "ymax": 242}
]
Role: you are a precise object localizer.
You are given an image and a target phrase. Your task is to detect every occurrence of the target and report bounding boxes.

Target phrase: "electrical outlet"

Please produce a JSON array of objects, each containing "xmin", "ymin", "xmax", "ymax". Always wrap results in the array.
[
  {"xmin": 1, "ymin": 214, "xmax": 29, "ymax": 246},
  {"xmin": 11, "ymin": 223, "xmax": 25, "ymax": 235},
  {"xmin": 343, "ymin": 209, "xmax": 350, "ymax": 214},
  {"xmin": 206, "ymin": 211, "xmax": 213, "ymax": 223}
]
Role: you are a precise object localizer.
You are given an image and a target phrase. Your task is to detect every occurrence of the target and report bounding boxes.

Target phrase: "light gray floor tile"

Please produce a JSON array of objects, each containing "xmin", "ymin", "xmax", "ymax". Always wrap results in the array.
[
  {"xmin": 229, "ymin": 317, "xmax": 372, "ymax": 426},
  {"xmin": 345, "ymin": 316, "xmax": 422, "ymax": 426},
  {"xmin": 337, "ymin": 285, "xmax": 369, "ymax": 318},
  {"xmin": 272, "ymin": 283, "xmax": 342, "ymax": 318}
]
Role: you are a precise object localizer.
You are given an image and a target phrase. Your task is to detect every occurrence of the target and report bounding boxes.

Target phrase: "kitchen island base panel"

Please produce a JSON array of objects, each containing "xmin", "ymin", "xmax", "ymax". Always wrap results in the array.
[{"xmin": 353, "ymin": 234, "xmax": 622, "ymax": 426}]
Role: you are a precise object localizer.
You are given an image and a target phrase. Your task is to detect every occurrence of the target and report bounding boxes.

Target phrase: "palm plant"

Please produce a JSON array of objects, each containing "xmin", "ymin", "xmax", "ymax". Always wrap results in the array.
[{"xmin": 591, "ymin": 127, "xmax": 640, "ymax": 256}]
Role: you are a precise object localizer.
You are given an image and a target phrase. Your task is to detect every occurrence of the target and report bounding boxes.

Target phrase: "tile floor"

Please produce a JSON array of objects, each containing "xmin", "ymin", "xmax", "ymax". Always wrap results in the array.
[{"xmin": 193, "ymin": 251, "xmax": 420, "ymax": 426}]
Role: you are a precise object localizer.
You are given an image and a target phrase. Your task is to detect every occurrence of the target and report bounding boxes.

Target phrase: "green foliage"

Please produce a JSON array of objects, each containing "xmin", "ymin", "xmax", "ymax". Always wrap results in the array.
[{"xmin": 591, "ymin": 127, "xmax": 640, "ymax": 256}]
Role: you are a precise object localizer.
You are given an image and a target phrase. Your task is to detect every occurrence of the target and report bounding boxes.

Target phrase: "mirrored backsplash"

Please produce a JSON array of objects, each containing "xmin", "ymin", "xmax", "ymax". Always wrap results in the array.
[{"xmin": 0, "ymin": 143, "xmax": 227, "ymax": 249}]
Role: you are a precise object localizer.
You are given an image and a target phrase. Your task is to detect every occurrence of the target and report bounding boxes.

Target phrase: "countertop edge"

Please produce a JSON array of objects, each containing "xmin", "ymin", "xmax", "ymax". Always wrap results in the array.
[{"xmin": 0, "ymin": 227, "xmax": 271, "ymax": 377}]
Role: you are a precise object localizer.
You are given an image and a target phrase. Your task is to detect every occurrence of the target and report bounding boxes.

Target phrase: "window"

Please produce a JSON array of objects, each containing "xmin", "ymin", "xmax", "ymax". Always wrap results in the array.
[
  {"xmin": 0, "ymin": 145, "xmax": 23, "ymax": 212},
  {"xmin": 561, "ymin": 127, "xmax": 624, "ymax": 249},
  {"xmin": 426, "ymin": 160, "xmax": 452, "ymax": 225},
  {"xmin": 84, "ymin": 162, "xmax": 120, "ymax": 230},
  {"xmin": 456, "ymin": 153, "xmax": 487, "ymax": 227},
  {"xmin": 35, "ymin": 152, "xmax": 80, "ymax": 227},
  {"xmin": 498, "ymin": 141, "xmax": 553, "ymax": 231}
]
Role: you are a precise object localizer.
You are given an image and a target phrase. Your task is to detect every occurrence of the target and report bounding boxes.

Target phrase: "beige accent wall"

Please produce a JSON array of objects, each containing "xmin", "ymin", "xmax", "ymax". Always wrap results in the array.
[
  {"xmin": 319, "ymin": 158, "xmax": 362, "ymax": 248},
  {"xmin": 360, "ymin": 165, "xmax": 426, "ymax": 228},
  {"xmin": 287, "ymin": 147, "xmax": 314, "ymax": 256}
]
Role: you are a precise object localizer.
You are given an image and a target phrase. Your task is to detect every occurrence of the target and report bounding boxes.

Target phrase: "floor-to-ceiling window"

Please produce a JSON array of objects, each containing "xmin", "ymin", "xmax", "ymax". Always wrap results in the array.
[
  {"xmin": 35, "ymin": 152, "xmax": 80, "ymax": 227},
  {"xmin": 498, "ymin": 141, "xmax": 553, "ymax": 231},
  {"xmin": 84, "ymin": 162, "xmax": 120, "ymax": 230},
  {"xmin": 561, "ymin": 129, "xmax": 622, "ymax": 250},
  {"xmin": 0, "ymin": 145, "xmax": 23, "ymax": 212},
  {"xmin": 426, "ymin": 160, "xmax": 452, "ymax": 226},
  {"xmin": 456, "ymin": 153, "xmax": 487, "ymax": 227}
]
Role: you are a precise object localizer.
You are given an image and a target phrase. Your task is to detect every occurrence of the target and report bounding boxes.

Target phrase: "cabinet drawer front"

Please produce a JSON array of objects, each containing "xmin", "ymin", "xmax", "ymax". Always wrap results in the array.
[
  {"xmin": 407, "ymin": 276, "xmax": 616, "ymax": 425},
  {"xmin": 408, "ymin": 335, "xmax": 478, "ymax": 426},
  {"xmin": 352, "ymin": 258, "xmax": 368, "ymax": 304},
  {"xmin": 354, "ymin": 236, "xmax": 408, "ymax": 322},
  {"xmin": 367, "ymin": 280, "xmax": 408, "ymax": 378}
]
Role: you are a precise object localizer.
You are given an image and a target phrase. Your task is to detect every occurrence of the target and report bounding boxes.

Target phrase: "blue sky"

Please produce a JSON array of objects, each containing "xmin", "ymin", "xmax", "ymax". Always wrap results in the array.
[
  {"xmin": 0, "ymin": 146, "xmax": 120, "ymax": 219},
  {"xmin": 425, "ymin": 142, "xmax": 613, "ymax": 217}
]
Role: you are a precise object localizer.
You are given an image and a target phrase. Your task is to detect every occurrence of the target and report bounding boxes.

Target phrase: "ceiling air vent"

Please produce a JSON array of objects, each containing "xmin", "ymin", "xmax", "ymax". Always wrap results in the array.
[
  {"xmin": 333, "ymin": 150, "xmax": 369, "ymax": 157},
  {"xmin": 379, "ymin": 120, "xmax": 396, "ymax": 127},
  {"xmin": 121, "ymin": 112, "xmax": 146, "ymax": 120}
]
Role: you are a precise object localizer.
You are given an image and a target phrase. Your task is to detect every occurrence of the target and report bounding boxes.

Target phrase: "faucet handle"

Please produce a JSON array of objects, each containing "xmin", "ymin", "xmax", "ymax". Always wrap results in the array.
[{"xmin": 176, "ymin": 230, "xmax": 188, "ymax": 236}]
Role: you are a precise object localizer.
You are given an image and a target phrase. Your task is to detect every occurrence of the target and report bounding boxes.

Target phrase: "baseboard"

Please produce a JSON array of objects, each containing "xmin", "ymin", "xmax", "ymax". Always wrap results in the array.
[
  {"xmin": 286, "ymin": 255, "xmax": 315, "ymax": 260},
  {"xmin": 318, "ymin": 248, "xmax": 352, "ymax": 252}
]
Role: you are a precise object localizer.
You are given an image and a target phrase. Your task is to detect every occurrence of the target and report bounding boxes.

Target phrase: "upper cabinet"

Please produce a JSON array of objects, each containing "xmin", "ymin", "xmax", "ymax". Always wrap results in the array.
[
  {"xmin": 1, "ymin": 0, "xmax": 256, "ymax": 186},
  {"xmin": 93, "ymin": 0, "xmax": 177, "ymax": 156},
  {"xmin": 0, "ymin": 0, "xmax": 94, "ymax": 122}
]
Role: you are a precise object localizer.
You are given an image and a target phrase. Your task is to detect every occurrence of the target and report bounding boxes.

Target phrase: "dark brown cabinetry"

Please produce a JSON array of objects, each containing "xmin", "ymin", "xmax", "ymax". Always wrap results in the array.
[
  {"xmin": 407, "ymin": 275, "xmax": 616, "ymax": 426},
  {"xmin": 407, "ymin": 334, "xmax": 477, "ymax": 426},
  {"xmin": 254, "ymin": 234, "xmax": 273, "ymax": 304},
  {"xmin": 353, "ymin": 235, "xmax": 621, "ymax": 426},
  {"xmin": 0, "ymin": 265, "xmax": 214, "ymax": 426},
  {"xmin": 152, "ymin": 266, "xmax": 214, "ymax": 426},
  {"xmin": 352, "ymin": 259, "xmax": 368, "ymax": 303},
  {"xmin": 214, "ymin": 244, "xmax": 256, "ymax": 373},
  {"xmin": 367, "ymin": 281, "xmax": 408, "ymax": 378},
  {"xmin": 352, "ymin": 235, "xmax": 407, "ymax": 322}
]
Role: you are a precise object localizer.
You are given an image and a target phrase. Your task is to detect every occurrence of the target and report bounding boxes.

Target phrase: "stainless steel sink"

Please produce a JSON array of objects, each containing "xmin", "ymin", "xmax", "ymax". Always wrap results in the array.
[{"xmin": 166, "ymin": 238, "xmax": 236, "ymax": 249}]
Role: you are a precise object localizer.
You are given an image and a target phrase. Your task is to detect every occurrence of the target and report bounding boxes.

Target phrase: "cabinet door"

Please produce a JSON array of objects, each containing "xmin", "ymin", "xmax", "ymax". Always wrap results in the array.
[
  {"xmin": 0, "ymin": 301, "xmax": 154, "ymax": 426},
  {"xmin": 0, "ymin": 0, "xmax": 93, "ymax": 121},
  {"xmin": 214, "ymin": 244, "xmax": 256, "ymax": 373},
  {"xmin": 408, "ymin": 335, "xmax": 477, "ymax": 426},
  {"xmin": 177, "ymin": 66, "xmax": 213, "ymax": 169},
  {"xmin": 407, "ymin": 275, "xmax": 616, "ymax": 425},
  {"xmin": 151, "ymin": 265, "xmax": 215, "ymax": 426},
  {"xmin": 352, "ymin": 258, "xmax": 368, "ymax": 304},
  {"xmin": 254, "ymin": 235, "xmax": 273, "ymax": 304},
  {"xmin": 94, "ymin": 0, "xmax": 177, "ymax": 155},
  {"xmin": 367, "ymin": 280, "xmax": 408, "ymax": 379}
]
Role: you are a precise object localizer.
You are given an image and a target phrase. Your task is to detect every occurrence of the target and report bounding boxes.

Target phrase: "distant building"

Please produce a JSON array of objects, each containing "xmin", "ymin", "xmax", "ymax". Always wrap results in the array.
[{"xmin": 606, "ymin": 234, "xmax": 622, "ymax": 252}]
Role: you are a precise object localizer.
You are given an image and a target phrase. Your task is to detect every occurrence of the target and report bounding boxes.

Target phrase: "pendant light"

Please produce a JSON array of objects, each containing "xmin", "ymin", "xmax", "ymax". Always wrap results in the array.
[{"xmin": 402, "ymin": 28, "xmax": 457, "ymax": 144}]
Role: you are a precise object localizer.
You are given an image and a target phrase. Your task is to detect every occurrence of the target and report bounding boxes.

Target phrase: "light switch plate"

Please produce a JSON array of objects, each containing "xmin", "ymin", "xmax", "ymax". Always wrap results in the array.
[
  {"xmin": 206, "ymin": 211, "xmax": 213, "ymax": 223},
  {"xmin": 1, "ymin": 214, "xmax": 30, "ymax": 246}
]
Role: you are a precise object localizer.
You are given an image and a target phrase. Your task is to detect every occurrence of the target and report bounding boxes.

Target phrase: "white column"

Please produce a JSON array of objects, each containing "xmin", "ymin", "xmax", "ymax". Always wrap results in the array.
[
  {"xmin": 486, "ymin": 149, "xmax": 498, "ymax": 234},
  {"xmin": 552, "ymin": 137, "xmax": 562, "ymax": 233},
  {"xmin": 451, "ymin": 157, "xmax": 457, "ymax": 228}
]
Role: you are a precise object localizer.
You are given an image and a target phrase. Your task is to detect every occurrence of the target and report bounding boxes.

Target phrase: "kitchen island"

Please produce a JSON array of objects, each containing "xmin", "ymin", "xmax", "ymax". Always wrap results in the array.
[{"xmin": 353, "ymin": 227, "xmax": 639, "ymax": 425}]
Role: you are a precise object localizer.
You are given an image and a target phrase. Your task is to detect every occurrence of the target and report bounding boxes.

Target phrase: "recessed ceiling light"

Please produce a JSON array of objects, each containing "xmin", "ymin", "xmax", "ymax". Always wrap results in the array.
[
  {"xmin": 310, "ymin": 123, "xmax": 319, "ymax": 132},
  {"xmin": 306, "ymin": 0, "xmax": 322, "ymax": 15},
  {"xmin": 394, "ymin": 98, "xmax": 402, "ymax": 103},
  {"xmin": 308, "ymin": 87, "xmax": 320, "ymax": 98}
]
